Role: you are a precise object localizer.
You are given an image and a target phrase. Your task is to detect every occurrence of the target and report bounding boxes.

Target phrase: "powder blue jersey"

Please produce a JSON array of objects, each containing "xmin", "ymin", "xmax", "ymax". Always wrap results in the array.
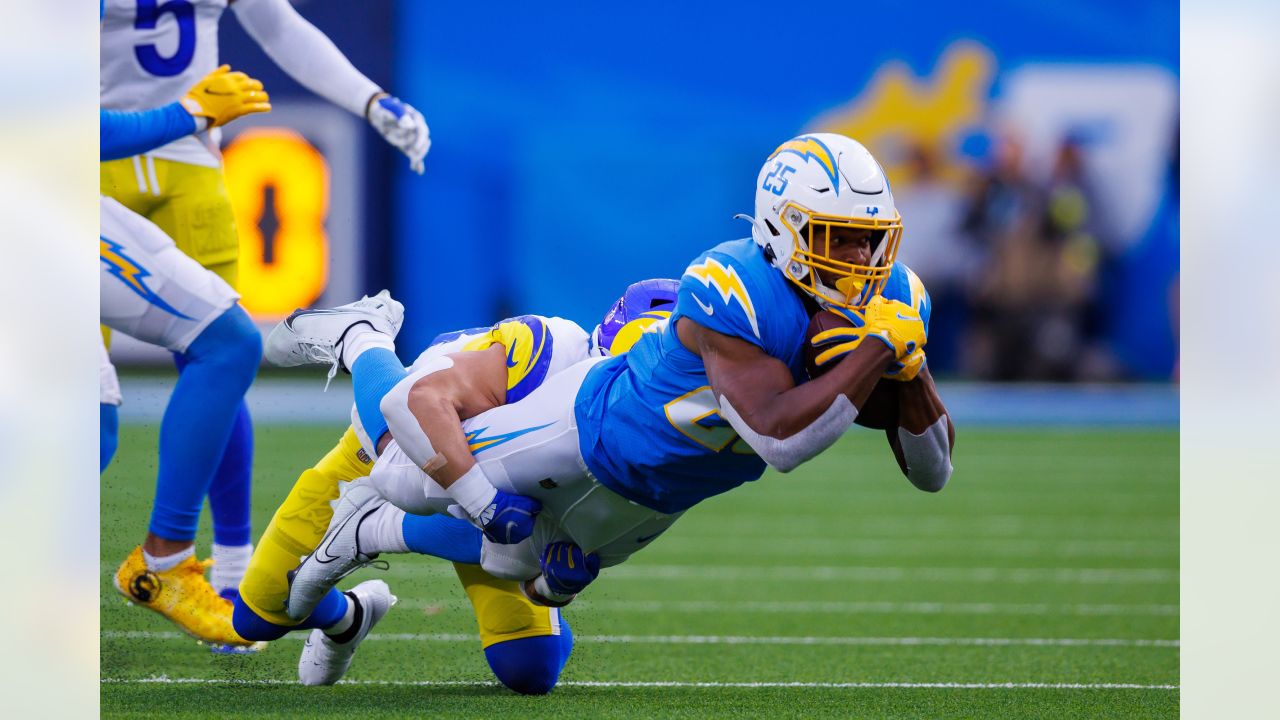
[{"xmin": 574, "ymin": 238, "xmax": 930, "ymax": 514}]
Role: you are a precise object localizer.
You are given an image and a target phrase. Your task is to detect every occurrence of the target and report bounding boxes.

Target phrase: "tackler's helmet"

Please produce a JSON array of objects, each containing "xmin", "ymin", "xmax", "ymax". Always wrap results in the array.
[
  {"xmin": 746, "ymin": 133, "xmax": 903, "ymax": 310},
  {"xmin": 591, "ymin": 278, "xmax": 679, "ymax": 356}
]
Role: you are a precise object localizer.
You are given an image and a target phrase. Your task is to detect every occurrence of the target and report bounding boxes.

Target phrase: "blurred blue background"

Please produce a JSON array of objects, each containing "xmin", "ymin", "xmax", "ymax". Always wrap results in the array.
[{"xmin": 221, "ymin": 0, "xmax": 1179, "ymax": 381}]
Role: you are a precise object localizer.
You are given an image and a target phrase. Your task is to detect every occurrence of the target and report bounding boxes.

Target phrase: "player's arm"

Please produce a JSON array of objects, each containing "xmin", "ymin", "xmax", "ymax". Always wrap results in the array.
[
  {"xmin": 886, "ymin": 366, "xmax": 954, "ymax": 492},
  {"xmin": 229, "ymin": 0, "xmax": 430, "ymax": 172},
  {"xmin": 100, "ymin": 104, "xmax": 195, "ymax": 161},
  {"xmin": 378, "ymin": 345, "xmax": 541, "ymax": 544},
  {"xmin": 678, "ymin": 317, "xmax": 896, "ymax": 473},
  {"xmin": 100, "ymin": 67, "xmax": 269, "ymax": 161}
]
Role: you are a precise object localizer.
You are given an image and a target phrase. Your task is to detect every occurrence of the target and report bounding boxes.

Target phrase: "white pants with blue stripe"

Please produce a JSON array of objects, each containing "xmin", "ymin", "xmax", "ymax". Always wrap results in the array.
[
  {"xmin": 99, "ymin": 195, "xmax": 237, "ymax": 353},
  {"xmin": 367, "ymin": 356, "xmax": 683, "ymax": 582}
]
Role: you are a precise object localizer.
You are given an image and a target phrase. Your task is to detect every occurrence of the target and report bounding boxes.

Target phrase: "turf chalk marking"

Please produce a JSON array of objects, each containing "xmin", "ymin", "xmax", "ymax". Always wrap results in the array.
[
  {"xmin": 101, "ymin": 630, "xmax": 1178, "ymax": 648},
  {"xmin": 100, "ymin": 677, "xmax": 1179, "ymax": 690}
]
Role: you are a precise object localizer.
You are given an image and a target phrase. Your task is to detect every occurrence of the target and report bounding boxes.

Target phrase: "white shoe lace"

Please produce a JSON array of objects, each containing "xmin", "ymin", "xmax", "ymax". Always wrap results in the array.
[{"xmin": 297, "ymin": 342, "xmax": 340, "ymax": 391}]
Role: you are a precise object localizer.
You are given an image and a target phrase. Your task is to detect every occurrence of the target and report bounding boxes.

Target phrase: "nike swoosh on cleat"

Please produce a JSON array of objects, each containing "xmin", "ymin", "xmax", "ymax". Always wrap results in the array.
[{"xmin": 314, "ymin": 505, "xmax": 374, "ymax": 564}]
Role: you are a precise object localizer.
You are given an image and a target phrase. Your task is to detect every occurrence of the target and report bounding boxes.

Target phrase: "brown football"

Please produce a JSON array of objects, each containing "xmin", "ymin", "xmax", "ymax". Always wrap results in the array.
[
  {"xmin": 803, "ymin": 309, "xmax": 855, "ymax": 379},
  {"xmin": 803, "ymin": 309, "xmax": 898, "ymax": 429}
]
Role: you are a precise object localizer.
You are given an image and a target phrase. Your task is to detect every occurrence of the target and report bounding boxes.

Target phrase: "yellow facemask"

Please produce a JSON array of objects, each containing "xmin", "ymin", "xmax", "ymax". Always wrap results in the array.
[{"xmin": 780, "ymin": 204, "xmax": 903, "ymax": 310}]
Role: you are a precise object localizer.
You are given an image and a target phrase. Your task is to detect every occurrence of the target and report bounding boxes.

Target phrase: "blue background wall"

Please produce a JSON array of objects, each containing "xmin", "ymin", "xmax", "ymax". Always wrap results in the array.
[
  {"xmin": 224, "ymin": 1, "xmax": 1179, "ymax": 378},
  {"xmin": 390, "ymin": 1, "xmax": 1178, "ymax": 374}
]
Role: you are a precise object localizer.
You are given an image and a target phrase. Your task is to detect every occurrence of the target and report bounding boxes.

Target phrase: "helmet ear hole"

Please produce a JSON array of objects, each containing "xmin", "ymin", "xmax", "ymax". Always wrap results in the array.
[{"xmin": 764, "ymin": 218, "xmax": 781, "ymax": 237}]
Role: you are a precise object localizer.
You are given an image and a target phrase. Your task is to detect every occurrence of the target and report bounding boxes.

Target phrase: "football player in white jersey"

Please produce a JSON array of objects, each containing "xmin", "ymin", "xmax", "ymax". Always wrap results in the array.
[
  {"xmin": 100, "ymin": 56, "xmax": 272, "ymax": 648},
  {"xmin": 100, "ymin": 0, "xmax": 430, "ymax": 604},
  {"xmin": 232, "ymin": 283, "xmax": 677, "ymax": 689}
]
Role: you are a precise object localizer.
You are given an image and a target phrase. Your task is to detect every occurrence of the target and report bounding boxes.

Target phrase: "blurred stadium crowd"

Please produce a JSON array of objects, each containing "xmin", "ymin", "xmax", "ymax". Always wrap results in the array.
[{"xmin": 893, "ymin": 129, "xmax": 1179, "ymax": 381}]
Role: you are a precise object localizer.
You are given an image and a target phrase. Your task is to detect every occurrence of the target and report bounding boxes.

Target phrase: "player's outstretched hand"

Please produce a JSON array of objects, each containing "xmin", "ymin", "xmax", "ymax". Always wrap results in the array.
[
  {"xmin": 366, "ymin": 93, "xmax": 431, "ymax": 174},
  {"xmin": 480, "ymin": 489, "xmax": 541, "ymax": 544},
  {"xmin": 180, "ymin": 65, "xmax": 271, "ymax": 129},
  {"xmin": 540, "ymin": 541, "xmax": 601, "ymax": 597}
]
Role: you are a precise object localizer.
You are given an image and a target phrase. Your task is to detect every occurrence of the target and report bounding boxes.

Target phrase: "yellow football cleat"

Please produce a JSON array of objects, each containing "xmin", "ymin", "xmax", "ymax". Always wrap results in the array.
[{"xmin": 113, "ymin": 545, "xmax": 258, "ymax": 647}]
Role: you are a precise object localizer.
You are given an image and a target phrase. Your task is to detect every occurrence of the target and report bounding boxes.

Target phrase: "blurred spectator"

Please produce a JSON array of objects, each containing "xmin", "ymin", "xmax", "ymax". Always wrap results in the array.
[
  {"xmin": 893, "ymin": 144, "xmax": 973, "ymax": 375},
  {"xmin": 959, "ymin": 132, "xmax": 1116, "ymax": 381}
]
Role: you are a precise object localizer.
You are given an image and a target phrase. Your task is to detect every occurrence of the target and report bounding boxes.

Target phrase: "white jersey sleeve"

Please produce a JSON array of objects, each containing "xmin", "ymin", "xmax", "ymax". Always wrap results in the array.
[{"xmin": 230, "ymin": 0, "xmax": 381, "ymax": 118}]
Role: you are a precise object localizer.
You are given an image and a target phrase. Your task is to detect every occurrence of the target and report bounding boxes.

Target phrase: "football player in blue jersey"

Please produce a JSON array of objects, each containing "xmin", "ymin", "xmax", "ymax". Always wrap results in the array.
[
  {"xmin": 269, "ymin": 133, "xmax": 954, "ymax": 676},
  {"xmin": 231, "ymin": 281, "xmax": 676, "ymax": 690}
]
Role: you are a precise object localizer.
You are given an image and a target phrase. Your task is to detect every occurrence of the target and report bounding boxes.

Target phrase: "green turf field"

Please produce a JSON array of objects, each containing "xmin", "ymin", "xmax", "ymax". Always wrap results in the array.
[{"xmin": 101, "ymin": 423, "xmax": 1178, "ymax": 718}]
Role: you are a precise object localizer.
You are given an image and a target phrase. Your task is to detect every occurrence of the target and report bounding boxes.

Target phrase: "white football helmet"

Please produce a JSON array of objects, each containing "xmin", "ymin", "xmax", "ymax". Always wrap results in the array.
[{"xmin": 745, "ymin": 133, "xmax": 903, "ymax": 310}]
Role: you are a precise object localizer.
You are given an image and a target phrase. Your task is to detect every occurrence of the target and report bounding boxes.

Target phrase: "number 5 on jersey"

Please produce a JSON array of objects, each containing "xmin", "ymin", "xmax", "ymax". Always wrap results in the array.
[{"xmin": 135, "ymin": 0, "xmax": 197, "ymax": 77}]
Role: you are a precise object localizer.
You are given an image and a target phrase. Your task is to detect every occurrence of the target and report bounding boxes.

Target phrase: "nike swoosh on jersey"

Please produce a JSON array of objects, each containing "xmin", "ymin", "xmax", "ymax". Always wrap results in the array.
[
  {"xmin": 506, "ymin": 339, "xmax": 519, "ymax": 368},
  {"xmin": 692, "ymin": 295, "xmax": 715, "ymax": 316},
  {"xmin": 635, "ymin": 531, "xmax": 664, "ymax": 544}
]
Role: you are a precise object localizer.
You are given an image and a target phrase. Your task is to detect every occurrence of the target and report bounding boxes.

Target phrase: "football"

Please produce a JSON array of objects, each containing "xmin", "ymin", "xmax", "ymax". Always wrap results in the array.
[
  {"xmin": 803, "ymin": 309, "xmax": 898, "ymax": 429},
  {"xmin": 803, "ymin": 309, "xmax": 855, "ymax": 379}
]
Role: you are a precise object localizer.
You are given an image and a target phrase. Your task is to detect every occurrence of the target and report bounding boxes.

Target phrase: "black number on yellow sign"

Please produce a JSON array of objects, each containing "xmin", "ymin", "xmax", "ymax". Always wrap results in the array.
[{"xmin": 223, "ymin": 128, "xmax": 329, "ymax": 319}]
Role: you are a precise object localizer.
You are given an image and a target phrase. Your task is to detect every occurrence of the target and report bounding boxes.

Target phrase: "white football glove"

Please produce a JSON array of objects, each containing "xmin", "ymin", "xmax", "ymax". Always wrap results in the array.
[{"xmin": 366, "ymin": 93, "xmax": 430, "ymax": 174}]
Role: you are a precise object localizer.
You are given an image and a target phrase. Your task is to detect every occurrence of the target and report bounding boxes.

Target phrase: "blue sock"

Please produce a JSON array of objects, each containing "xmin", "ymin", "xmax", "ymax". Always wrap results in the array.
[
  {"xmin": 402, "ymin": 514, "xmax": 482, "ymax": 563},
  {"xmin": 100, "ymin": 403, "xmax": 119, "ymax": 472},
  {"xmin": 231, "ymin": 587, "xmax": 349, "ymax": 642},
  {"xmin": 208, "ymin": 403, "xmax": 253, "ymax": 546},
  {"xmin": 350, "ymin": 348, "xmax": 408, "ymax": 452},
  {"xmin": 484, "ymin": 615, "xmax": 574, "ymax": 695},
  {"xmin": 148, "ymin": 306, "xmax": 261, "ymax": 541}
]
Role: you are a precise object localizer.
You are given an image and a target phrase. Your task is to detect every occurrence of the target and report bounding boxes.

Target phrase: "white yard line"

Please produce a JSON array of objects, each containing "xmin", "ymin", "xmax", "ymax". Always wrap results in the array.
[
  {"xmin": 646, "ymin": 537, "xmax": 1177, "ymax": 558},
  {"xmin": 518, "ymin": 599, "xmax": 1180, "ymax": 616},
  {"xmin": 100, "ymin": 630, "xmax": 1178, "ymax": 648},
  {"xmin": 601, "ymin": 565, "xmax": 1177, "ymax": 584},
  {"xmin": 100, "ymin": 677, "xmax": 1179, "ymax": 690}
]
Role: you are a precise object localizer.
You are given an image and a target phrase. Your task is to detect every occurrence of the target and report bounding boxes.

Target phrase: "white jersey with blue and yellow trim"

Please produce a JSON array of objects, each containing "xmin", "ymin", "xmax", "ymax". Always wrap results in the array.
[
  {"xmin": 101, "ymin": 0, "xmax": 229, "ymax": 167},
  {"xmin": 349, "ymin": 315, "xmax": 591, "ymax": 458}
]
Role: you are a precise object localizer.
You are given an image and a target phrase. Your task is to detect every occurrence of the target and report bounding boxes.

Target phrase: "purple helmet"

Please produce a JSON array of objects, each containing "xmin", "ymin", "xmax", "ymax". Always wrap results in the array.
[{"xmin": 591, "ymin": 278, "xmax": 680, "ymax": 356}]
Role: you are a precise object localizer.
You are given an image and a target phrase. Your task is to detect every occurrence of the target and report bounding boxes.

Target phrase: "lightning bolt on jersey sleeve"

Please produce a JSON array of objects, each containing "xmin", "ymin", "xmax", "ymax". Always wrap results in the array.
[
  {"xmin": 100, "ymin": 104, "xmax": 196, "ymax": 161},
  {"xmin": 231, "ymin": 0, "xmax": 381, "ymax": 118},
  {"xmin": 674, "ymin": 239, "xmax": 810, "ymax": 366}
]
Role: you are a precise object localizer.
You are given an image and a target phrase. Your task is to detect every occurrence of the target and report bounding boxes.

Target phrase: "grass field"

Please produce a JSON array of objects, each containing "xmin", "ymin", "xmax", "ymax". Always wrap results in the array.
[{"xmin": 101, "ymin": 423, "xmax": 1178, "ymax": 718}]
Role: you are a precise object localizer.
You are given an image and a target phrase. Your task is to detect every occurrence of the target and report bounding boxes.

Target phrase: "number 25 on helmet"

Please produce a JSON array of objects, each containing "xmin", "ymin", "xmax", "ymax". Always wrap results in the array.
[{"xmin": 745, "ymin": 133, "xmax": 903, "ymax": 311}]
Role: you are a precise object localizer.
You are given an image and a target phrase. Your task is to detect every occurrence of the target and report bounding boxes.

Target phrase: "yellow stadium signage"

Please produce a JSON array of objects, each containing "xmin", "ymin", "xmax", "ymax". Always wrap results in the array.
[{"xmin": 223, "ymin": 128, "xmax": 330, "ymax": 319}]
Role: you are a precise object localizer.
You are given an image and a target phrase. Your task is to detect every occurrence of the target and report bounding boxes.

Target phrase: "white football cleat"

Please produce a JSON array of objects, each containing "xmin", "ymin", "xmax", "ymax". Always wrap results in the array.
[
  {"xmin": 298, "ymin": 579, "xmax": 397, "ymax": 686},
  {"xmin": 286, "ymin": 482, "xmax": 386, "ymax": 621},
  {"xmin": 264, "ymin": 290, "xmax": 405, "ymax": 375}
]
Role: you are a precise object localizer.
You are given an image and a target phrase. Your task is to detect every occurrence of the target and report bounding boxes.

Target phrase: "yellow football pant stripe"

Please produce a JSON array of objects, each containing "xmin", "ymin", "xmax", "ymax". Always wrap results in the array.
[{"xmin": 100, "ymin": 156, "xmax": 240, "ymax": 288}]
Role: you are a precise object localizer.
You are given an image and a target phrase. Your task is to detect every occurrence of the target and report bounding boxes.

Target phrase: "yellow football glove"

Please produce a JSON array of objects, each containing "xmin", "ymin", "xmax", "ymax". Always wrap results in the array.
[
  {"xmin": 810, "ymin": 297, "xmax": 927, "ymax": 375},
  {"xmin": 180, "ymin": 65, "xmax": 271, "ymax": 129}
]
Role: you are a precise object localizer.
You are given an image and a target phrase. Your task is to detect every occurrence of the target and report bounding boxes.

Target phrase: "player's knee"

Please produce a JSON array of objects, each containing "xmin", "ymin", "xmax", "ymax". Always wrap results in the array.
[
  {"xmin": 187, "ymin": 305, "xmax": 262, "ymax": 387},
  {"xmin": 483, "ymin": 634, "xmax": 567, "ymax": 695}
]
